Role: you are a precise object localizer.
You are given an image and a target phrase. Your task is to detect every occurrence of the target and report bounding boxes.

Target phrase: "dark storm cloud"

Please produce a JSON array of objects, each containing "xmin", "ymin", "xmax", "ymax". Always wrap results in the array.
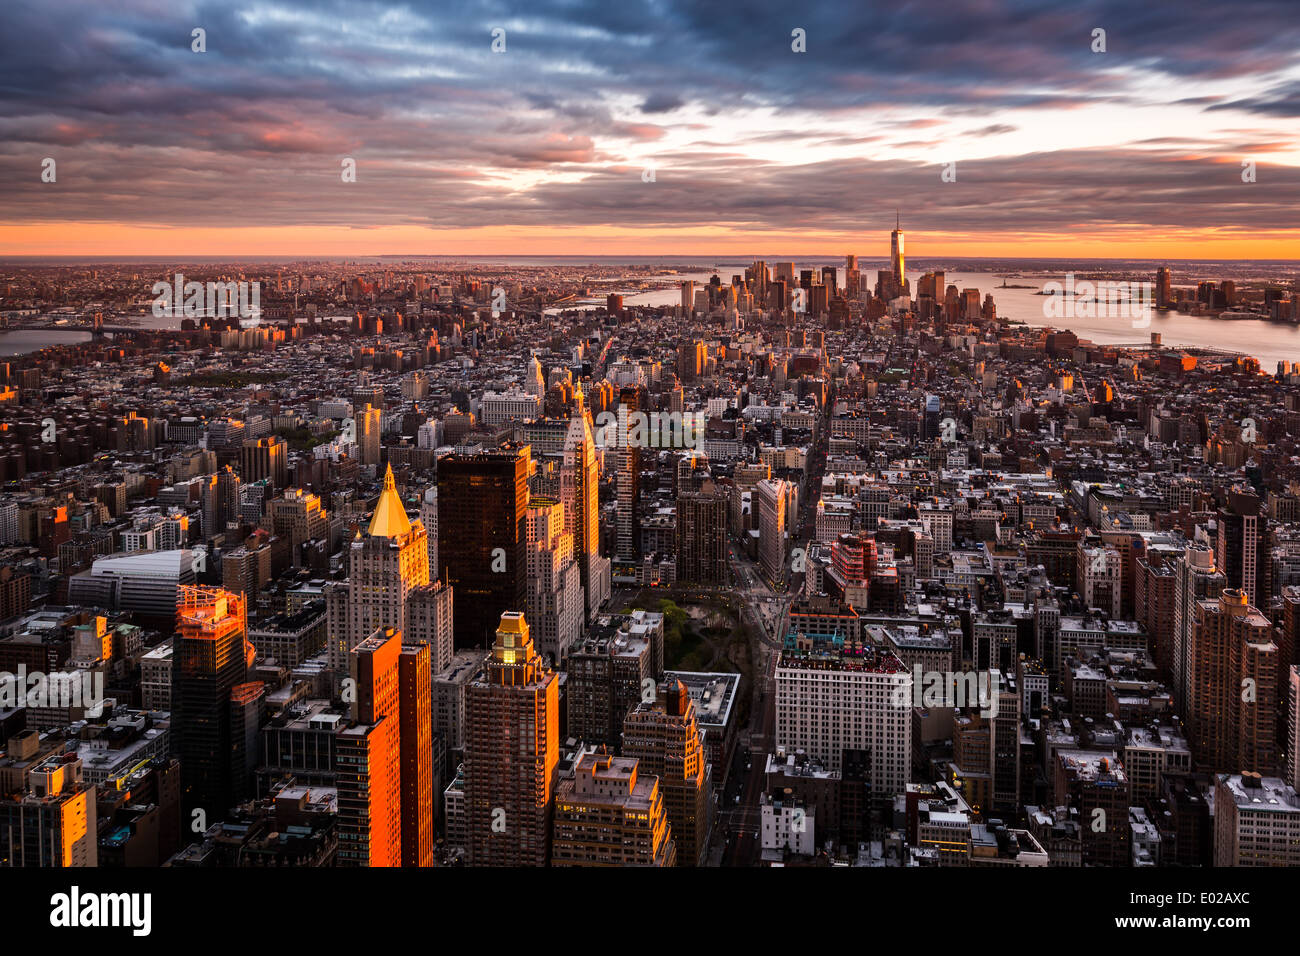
[{"xmin": 1207, "ymin": 80, "xmax": 1300, "ymax": 117}]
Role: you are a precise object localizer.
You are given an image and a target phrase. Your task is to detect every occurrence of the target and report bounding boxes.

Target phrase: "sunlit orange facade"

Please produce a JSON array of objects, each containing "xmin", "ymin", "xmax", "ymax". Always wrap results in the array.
[
  {"xmin": 338, "ymin": 627, "xmax": 402, "ymax": 867},
  {"xmin": 465, "ymin": 612, "xmax": 559, "ymax": 866}
]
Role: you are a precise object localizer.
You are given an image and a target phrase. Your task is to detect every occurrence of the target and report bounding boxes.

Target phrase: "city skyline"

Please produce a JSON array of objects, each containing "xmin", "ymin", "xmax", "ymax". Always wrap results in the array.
[
  {"xmin": 2, "ymin": 1, "xmax": 1300, "ymax": 257},
  {"xmin": 5, "ymin": 0, "xmax": 1300, "ymax": 906}
]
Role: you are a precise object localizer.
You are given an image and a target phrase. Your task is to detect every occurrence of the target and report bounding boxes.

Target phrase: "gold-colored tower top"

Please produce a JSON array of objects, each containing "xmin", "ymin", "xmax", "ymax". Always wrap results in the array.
[{"xmin": 367, "ymin": 463, "xmax": 413, "ymax": 538}]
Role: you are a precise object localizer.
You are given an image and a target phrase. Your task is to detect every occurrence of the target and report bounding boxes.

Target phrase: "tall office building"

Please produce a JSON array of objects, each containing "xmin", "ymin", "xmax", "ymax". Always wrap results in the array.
[
  {"xmin": 336, "ymin": 464, "xmax": 431, "ymax": 669},
  {"xmin": 615, "ymin": 387, "xmax": 642, "ymax": 563},
  {"xmin": 200, "ymin": 465, "xmax": 240, "ymax": 543},
  {"xmin": 239, "ymin": 435, "xmax": 288, "ymax": 490},
  {"xmin": 1156, "ymin": 266, "xmax": 1172, "ymax": 308},
  {"xmin": 438, "ymin": 444, "xmax": 531, "ymax": 648},
  {"xmin": 406, "ymin": 580, "xmax": 455, "ymax": 675},
  {"xmin": 357, "ymin": 403, "xmax": 382, "ymax": 466},
  {"xmin": 622, "ymin": 679, "xmax": 711, "ymax": 866},
  {"xmin": 561, "ymin": 382, "xmax": 611, "ymax": 619},
  {"xmin": 757, "ymin": 478, "xmax": 789, "ymax": 589},
  {"xmin": 465, "ymin": 612, "xmax": 559, "ymax": 866},
  {"xmin": 1190, "ymin": 589, "xmax": 1278, "ymax": 773},
  {"xmin": 675, "ymin": 483, "xmax": 729, "ymax": 586},
  {"xmin": 399, "ymin": 642, "xmax": 434, "ymax": 867},
  {"xmin": 338, "ymin": 627, "xmax": 402, "ymax": 867},
  {"xmin": 420, "ymin": 485, "xmax": 438, "ymax": 578},
  {"xmin": 525, "ymin": 354, "xmax": 545, "ymax": 398},
  {"xmin": 266, "ymin": 488, "xmax": 328, "ymax": 567},
  {"xmin": 552, "ymin": 752, "xmax": 676, "ymax": 867},
  {"xmin": 172, "ymin": 586, "xmax": 253, "ymax": 818},
  {"xmin": 1172, "ymin": 544, "xmax": 1224, "ymax": 717},
  {"xmin": 890, "ymin": 213, "xmax": 905, "ymax": 290},
  {"xmin": 525, "ymin": 496, "xmax": 584, "ymax": 665},
  {"xmin": 677, "ymin": 341, "xmax": 705, "ymax": 383},
  {"xmin": 775, "ymin": 646, "xmax": 911, "ymax": 795}
]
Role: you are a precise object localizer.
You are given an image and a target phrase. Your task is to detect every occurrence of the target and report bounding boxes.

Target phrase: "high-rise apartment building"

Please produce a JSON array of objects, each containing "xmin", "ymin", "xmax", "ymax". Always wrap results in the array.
[
  {"xmin": 1172, "ymin": 544, "xmax": 1224, "ymax": 717},
  {"xmin": 1190, "ymin": 589, "xmax": 1278, "ymax": 773},
  {"xmin": 420, "ymin": 485, "xmax": 438, "ymax": 577},
  {"xmin": 1214, "ymin": 772, "xmax": 1300, "ymax": 866},
  {"xmin": 622, "ymin": 679, "xmax": 711, "ymax": 866},
  {"xmin": 465, "ymin": 612, "xmax": 559, "ymax": 866},
  {"xmin": 1217, "ymin": 489, "xmax": 1268, "ymax": 608},
  {"xmin": 356, "ymin": 403, "xmax": 382, "ymax": 466},
  {"xmin": 567, "ymin": 620, "xmax": 660, "ymax": 750},
  {"xmin": 1290, "ymin": 665, "xmax": 1300, "ymax": 793},
  {"xmin": 266, "ymin": 489, "xmax": 328, "ymax": 567},
  {"xmin": 405, "ymin": 580, "xmax": 455, "ymax": 675}
]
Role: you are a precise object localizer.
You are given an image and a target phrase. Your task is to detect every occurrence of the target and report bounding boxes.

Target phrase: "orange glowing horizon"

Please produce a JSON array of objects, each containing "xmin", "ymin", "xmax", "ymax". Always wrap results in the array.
[{"xmin": 2, "ymin": 222, "xmax": 1298, "ymax": 261}]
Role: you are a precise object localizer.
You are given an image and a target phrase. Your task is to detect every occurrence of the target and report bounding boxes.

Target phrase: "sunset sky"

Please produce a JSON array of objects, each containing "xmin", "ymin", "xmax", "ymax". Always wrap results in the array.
[{"xmin": 2, "ymin": 0, "xmax": 1300, "ymax": 258}]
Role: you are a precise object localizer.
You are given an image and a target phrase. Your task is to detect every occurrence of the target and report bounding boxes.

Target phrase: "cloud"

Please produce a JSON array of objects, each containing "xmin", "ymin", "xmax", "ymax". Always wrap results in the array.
[{"xmin": 0, "ymin": 0, "xmax": 1297, "ymax": 243}]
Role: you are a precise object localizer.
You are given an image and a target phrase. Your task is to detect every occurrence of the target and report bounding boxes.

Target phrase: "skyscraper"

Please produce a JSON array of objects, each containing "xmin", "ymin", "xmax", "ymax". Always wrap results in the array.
[
  {"xmin": 438, "ymin": 444, "xmax": 531, "ymax": 648},
  {"xmin": 525, "ymin": 496, "xmax": 584, "ymax": 665},
  {"xmin": 334, "ymin": 464, "xmax": 431, "ymax": 670},
  {"xmin": 172, "ymin": 586, "xmax": 253, "ymax": 819},
  {"xmin": 465, "ymin": 612, "xmax": 559, "ymax": 866},
  {"xmin": 0, "ymin": 753, "xmax": 97, "ymax": 867},
  {"xmin": 356, "ymin": 403, "xmax": 382, "ymax": 466},
  {"xmin": 419, "ymin": 484, "xmax": 438, "ymax": 578},
  {"xmin": 890, "ymin": 212, "xmax": 905, "ymax": 289},
  {"xmin": 1156, "ymin": 266, "xmax": 1172, "ymax": 308},
  {"xmin": 406, "ymin": 580, "xmax": 455, "ymax": 674},
  {"xmin": 399, "ymin": 642, "xmax": 434, "ymax": 867},
  {"xmin": 561, "ymin": 384, "xmax": 610, "ymax": 619},
  {"xmin": 757, "ymin": 478, "xmax": 789, "ymax": 589},
  {"xmin": 1216, "ymin": 489, "xmax": 1268, "ymax": 609},
  {"xmin": 1190, "ymin": 590, "xmax": 1278, "ymax": 773},
  {"xmin": 1172, "ymin": 544, "xmax": 1224, "ymax": 717},
  {"xmin": 615, "ymin": 387, "xmax": 642, "ymax": 563},
  {"xmin": 239, "ymin": 435, "xmax": 288, "ymax": 490},
  {"xmin": 622, "ymin": 679, "xmax": 712, "ymax": 866},
  {"xmin": 338, "ymin": 626, "xmax": 402, "ymax": 867},
  {"xmin": 675, "ymin": 483, "xmax": 730, "ymax": 586}
]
